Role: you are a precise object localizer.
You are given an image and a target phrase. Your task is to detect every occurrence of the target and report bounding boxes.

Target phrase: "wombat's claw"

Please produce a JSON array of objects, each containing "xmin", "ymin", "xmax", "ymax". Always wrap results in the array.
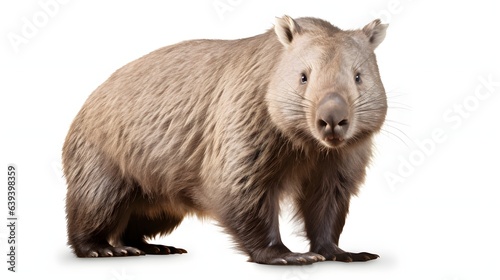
[
  {"xmin": 268, "ymin": 252, "xmax": 325, "ymax": 265},
  {"xmin": 331, "ymin": 252, "xmax": 379, "ymax": 262},
  {"xmin": 132, "ymin": 242, "xmax": 187, "ymax": 255},
  {"xmin": 165, "ymin": 246, "xmax": 187, "ymax": 254},
  {"xmin": 87, "ymin": 246, "xmax": 145, "ymax": 257}
]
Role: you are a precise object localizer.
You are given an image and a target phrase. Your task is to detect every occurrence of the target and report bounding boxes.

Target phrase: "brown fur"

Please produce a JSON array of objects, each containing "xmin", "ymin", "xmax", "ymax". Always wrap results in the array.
[{"xmin": 63, "ymin": 16, "xmax": 388, "ymax": 264}]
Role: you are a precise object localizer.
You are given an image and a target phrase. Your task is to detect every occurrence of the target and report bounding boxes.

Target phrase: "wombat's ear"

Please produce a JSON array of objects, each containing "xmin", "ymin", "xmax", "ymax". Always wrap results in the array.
[
  {"xmin": 275, "ymin": 15, "xmax": 301, "ymax": 47},
  {"xmin": 362, "ymin": 19, "xmax": 388, "ymax": 49}
]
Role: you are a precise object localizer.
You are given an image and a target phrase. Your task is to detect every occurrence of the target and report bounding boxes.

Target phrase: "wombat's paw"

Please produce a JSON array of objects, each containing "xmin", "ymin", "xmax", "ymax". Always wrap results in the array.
[
  {"xmin": 129, "ymin": 242, "xmax": 187, "ymax": 255},
  {"xmin": 266, "ymin": 252, "xmax": 326, "ymax": 265},
  {"xmin": 328, "ymin": 252, "xmax": 379, "ymax": 262},
  {"xmin": 83, "ymin": 246, "xmax": 145, "ymax": 257}
]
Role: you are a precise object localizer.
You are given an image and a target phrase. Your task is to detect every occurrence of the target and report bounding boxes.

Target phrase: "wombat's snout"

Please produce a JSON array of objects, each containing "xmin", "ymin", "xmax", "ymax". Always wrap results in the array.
[{"xmin": 316, "ymin": 93, "xmax": 349, "ymax": 146}]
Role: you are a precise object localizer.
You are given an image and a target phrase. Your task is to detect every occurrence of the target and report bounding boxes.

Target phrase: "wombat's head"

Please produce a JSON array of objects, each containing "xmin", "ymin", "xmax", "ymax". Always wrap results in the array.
[{"xmin": 267, "ymin": 16, "xmax": 388, "ymax": 150}]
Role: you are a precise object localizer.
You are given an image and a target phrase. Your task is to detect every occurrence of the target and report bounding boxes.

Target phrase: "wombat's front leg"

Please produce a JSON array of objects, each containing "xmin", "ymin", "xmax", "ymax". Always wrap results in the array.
[
  {"xmin": 299, "ymin": 170, "xmax": 379, "ymax": 262},
  {"xmin": 219, "ymin": 186, "xmax": 324, "ymax": 265}
]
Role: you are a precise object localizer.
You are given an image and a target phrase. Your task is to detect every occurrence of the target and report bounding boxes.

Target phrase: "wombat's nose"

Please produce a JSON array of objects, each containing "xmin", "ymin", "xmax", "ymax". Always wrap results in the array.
[{"xmin": 316, "ymin": 93, "xmax": 349, "ymax": 144}]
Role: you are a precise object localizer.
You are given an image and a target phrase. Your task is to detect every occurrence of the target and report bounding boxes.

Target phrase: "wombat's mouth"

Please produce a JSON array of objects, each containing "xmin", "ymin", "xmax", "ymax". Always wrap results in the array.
[{"xmin": 322, "ymin": 135, "xmax": 345, "ymax": 148}]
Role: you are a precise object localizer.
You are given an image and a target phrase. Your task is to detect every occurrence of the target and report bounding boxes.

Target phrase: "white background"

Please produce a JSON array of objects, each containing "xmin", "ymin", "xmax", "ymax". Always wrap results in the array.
[{"xmin": 1, "ymin": 0, "xmax": 500, "ymax": 279}]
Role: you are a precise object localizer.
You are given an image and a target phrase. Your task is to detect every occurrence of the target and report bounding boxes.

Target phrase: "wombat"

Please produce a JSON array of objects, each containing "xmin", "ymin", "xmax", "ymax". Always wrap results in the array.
[{"xmin": 63, "ymin": 15, "xmax": 388, "ymax": 265}]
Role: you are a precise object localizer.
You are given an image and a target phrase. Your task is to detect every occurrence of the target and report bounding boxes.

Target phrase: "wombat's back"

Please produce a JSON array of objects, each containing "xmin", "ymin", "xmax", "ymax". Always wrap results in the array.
[{"xmin": 64, "ymin": 31, "xmax": 282, "ymax": 197}]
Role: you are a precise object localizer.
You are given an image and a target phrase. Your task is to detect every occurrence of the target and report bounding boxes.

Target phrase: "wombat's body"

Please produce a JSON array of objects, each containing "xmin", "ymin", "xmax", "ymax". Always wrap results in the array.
[{"xmin": 63, "ymin": 16, "xmax": 388, "ymax": 264}]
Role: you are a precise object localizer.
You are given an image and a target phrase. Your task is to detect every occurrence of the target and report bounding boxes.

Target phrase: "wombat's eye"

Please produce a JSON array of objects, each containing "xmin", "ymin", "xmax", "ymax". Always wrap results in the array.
[
  {"xmin": 300, "ymin": 73, "xmax": 308, "ymax": 84},
  {"xmin": 355, "ymin": 73, "xmax": 362, "ymax": 84}
]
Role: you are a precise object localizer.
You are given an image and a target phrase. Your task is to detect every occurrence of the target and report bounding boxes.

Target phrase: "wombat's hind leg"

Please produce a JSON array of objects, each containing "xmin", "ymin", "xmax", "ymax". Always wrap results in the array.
[
  {"xmin": 121, "ymin": 212, "xmax": 187, "ymax": 255},
  {"xmin": 65, "ymin": 141, "xmax": 145, "ymax": 257}
]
